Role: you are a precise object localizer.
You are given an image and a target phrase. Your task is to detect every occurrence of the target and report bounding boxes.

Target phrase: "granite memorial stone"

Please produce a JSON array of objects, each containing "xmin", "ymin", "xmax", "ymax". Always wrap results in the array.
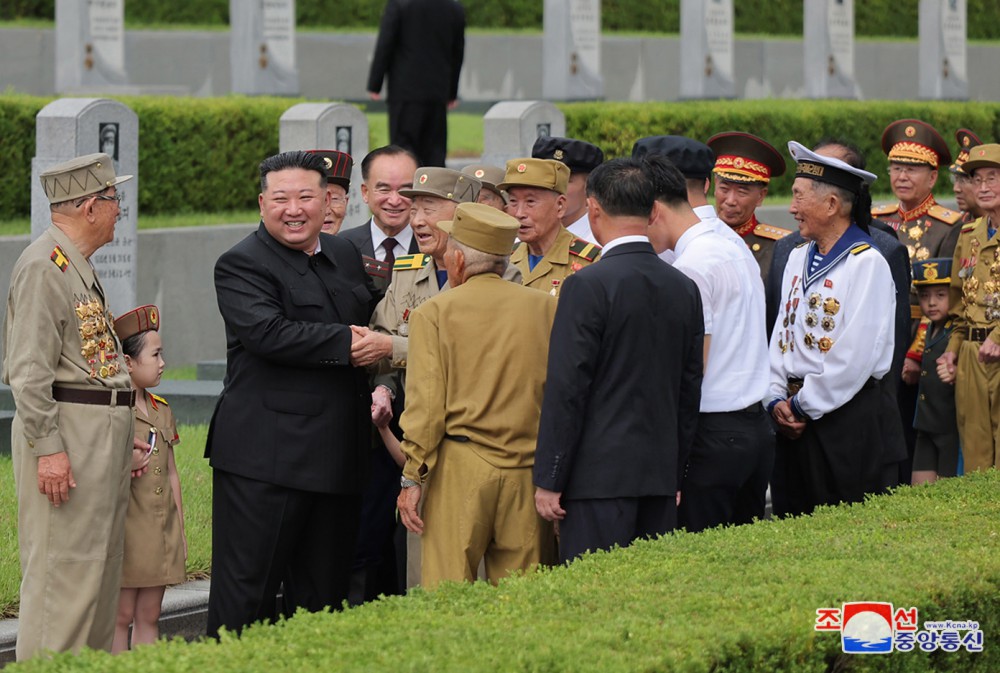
[
  {"xmin": 679, "ymin": 0, "xmax": 734, "ymax": 99},
  {"xmin": 804, "ymin": 0, "xmax": 859, "ymax": 99},
  {"xmin": 542, "ymin": 0, "xmax": 603, "ymax": 100},
  {"xmin": 231, "ymin": 0, "xmax": 299, "ymax": 95},
  {"xmin": 919, "ymin": 0, "xmax": 968, "ymax": 99},
  {"xmin": 54, "ymin": 0, "xmax": 128, "ymax": 93},
  {"xmin": 482, "ymin": 101, "xmax": 566, "ymax": 168}
]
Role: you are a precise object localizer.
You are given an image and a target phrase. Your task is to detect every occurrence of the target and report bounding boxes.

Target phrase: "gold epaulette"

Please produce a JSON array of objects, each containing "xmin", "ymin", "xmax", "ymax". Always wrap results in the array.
[
  {"xmin": 50, "ymin": 246, "xmax": 69, "ymax": 272},
  {"xmin": 927, "ymin": 204, "xmax": 962, "ymax": 225},
  {"xmin": 850, "ymin": 244, "xmax": 872, "ymax": 255},
  {"xmin": 393, "ymin": 254, "xmax": 430, "ymax": 271},
  {"xmin": 150, "ymin": 393, "xmax": 169, "ymax": 406},
  {"xmin": 569, "ymin": 238, "xmax": 601, "ymax": 262},
  {"xmin": 961, "ymin": 220, "xmax": 980, "ymax": 234},
  {"xmin": 752, "ymin": 222, "xmax": 791, "ymax": 241},
  {"xmin": 871, "ymin": 203, "xmax": 899, "ymax": 217}
]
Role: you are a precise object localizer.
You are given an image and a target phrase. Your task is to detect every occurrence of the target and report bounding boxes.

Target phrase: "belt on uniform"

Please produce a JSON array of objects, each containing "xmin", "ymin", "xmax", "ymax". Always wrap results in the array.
[
  {"xmin": 52, "ymin": 386, "xmax": 136, "ymax": 407},
  {"xmin": 787, "ymin": 376, "xmax": 877, "ymax": 396},
  {"xmin": 444, "ymin": 434, "xmax": 469, "ymax": 442},
  {"xmin": 967, "ymin": 327, "xmax": 991, "ymax": 342}
]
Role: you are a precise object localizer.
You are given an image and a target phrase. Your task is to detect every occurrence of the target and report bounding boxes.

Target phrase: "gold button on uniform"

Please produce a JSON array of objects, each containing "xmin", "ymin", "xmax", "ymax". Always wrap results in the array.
[
  {"xmin": 155, "ymin": 487, "xmax": 163, "ymax": 495},
  {"xmin": 154, "ymin": 467, "xmax": 162, "ymax": 475}
]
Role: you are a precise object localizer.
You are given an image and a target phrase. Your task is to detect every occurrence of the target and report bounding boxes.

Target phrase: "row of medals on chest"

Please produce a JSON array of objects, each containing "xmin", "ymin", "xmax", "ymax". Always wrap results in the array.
[
  {"xmin": 778, "ymin": 283, "xmax": 841, "ymax": 354},
  {"xmin": 960, "ymin": 240, "xmax": 1000, "ymax": 320},
  {"xmin": 75, "ymin": 295, "xmax": 121, "ymax": 378},
  {"xmin": 904, "ymin": 220, "xmax": 933, "ymax": 262}
]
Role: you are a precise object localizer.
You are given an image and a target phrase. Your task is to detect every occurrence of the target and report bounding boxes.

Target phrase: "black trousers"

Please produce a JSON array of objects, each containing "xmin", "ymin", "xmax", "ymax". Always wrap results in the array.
[
  {"xmin": 388, "ymin": 99, "xmax": 448, "ymax": 167},
  {"xmin": 772, "ymin": 383, "xmax": 884, "ymax": 518},
  {"xmin": 679, "ymin": 405, "xmax": 774, "ymax": 532},
  {"xmin": 559, "ymin": 496, "xmax": 676, "ymax": 564},
  {"xmin": 207, "ymin": 469, "xmax": 361, "ymax": 638}
]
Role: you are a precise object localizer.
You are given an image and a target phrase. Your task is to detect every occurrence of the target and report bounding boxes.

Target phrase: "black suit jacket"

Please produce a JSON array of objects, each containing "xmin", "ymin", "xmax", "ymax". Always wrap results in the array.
[
  {"xmin": 534, "ymin": 241, "xmax": 704, "ymax": 500},
  {"xmin": 338, "ymin": 221, "xmax": 419, "ymax": 293},
  {"xmin": 207, "ymin": 224, "xmax": 379, "ymax": 494},
  {"xmin": 366, "ymin": 0, "xmax": 465, "ymax": 102}
]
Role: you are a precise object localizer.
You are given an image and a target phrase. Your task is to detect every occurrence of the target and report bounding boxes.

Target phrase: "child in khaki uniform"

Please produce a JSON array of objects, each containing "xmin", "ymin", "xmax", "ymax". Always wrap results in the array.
[{"xmin": 111, "ymin": 305, "xmax": 187, "ymax": 652}]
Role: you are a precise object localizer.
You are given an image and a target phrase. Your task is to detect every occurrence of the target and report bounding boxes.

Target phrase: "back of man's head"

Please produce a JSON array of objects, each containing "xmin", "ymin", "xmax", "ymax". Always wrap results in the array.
[
  {"xmin": 586, "ymin": 157, "xmax": 655, "ymax": 219},
  {"xmin": 812, "ymin": 138, "xmax": 866, "ymax": 170},
  {"xmin": 642, "ymin": 155, "xmax": 689, "ymax": 208}
]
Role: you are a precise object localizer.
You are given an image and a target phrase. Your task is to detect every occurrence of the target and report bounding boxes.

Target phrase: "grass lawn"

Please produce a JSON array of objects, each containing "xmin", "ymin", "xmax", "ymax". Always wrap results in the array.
[{"xmin": 0, "ymin": 424, "xmax": 213, "ymax": 618}]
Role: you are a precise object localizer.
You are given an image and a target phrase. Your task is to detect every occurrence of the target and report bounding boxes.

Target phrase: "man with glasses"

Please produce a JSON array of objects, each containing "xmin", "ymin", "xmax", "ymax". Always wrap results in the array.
[
  {"xmin": 307, "ymin": 149, "xmax": 353, "ymax": 235},
  {"xmin": 949, "ymin": 129, "xmax": 985, "ymax": 226},
  {"xmin": 3, "ymin": 153, "xmax": 136, "ymax": 659}
]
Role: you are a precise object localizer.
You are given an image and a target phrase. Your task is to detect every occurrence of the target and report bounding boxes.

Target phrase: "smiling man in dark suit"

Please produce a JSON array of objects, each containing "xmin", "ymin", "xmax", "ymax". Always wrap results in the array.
[
  {"xmin": 533, "ymin": 157, "xmax": 705, "ymax": 562},
  {"xmin": 206, "ymin": 151, "xmax": 381, "ymax": 637}
]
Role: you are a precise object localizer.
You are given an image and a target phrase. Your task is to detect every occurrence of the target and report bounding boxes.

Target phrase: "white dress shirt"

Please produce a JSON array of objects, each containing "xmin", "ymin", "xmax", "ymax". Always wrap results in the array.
[
  {"xmin": 370, "ymin": 220, "xmax": 414, "ymax": 262},
  {"xmin": 673, "ymin": 221, "xmax": 769, "ymax": 412},
  {"xmin": 566, "ymin": 211, "xmax": 599, "ymax": 246}
]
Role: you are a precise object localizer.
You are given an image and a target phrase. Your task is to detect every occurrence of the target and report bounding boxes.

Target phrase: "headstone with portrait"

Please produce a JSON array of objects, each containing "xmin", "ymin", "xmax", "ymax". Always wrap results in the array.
[
  {"xmin": 230, "ymin": 0, "xmax": 300, "ymax": 95},
  {"xmin": 31, "ymin": 98, "xmax": 138, "ymax": 315},
  {"xmin": 54, "ymin": 0, "xmax": 128, "ymax": 93},
  {"xmin": 679, "ymin": 0, "xmax": 734, "ymax": 99},
  {"xmin": 804, "ymin": 0, "xmax": 860, "ymax": 99},
  {"xmin": 279, "ymin": 102, "xmax": 369, "ymax": 231},
  {"xmin": 919, "ymin": 0, "xmax": 968, "ymax": 99},
  {"xmin": 481, "ymin": 101, "xmax": 566, "ymax": 168},
  {"xmin": 542, "ymin": 0, "xmax": 603, "ymax": 100}
]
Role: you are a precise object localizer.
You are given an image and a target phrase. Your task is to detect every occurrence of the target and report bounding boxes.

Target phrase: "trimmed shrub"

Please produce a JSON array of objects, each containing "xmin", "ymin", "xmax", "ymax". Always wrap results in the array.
[{"xmin": 5, "ymin": 471, "xmax": 999, "ymax": 671}]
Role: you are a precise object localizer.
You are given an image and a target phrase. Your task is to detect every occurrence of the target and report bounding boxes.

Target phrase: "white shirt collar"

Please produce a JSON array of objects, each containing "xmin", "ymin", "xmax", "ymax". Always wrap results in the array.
[
  {"xmin": 673, "ymin": 221, "xmax": 713, "ymax": 258},
  {"xmin": 600, "ymin": 234, "xmax": 649, "ymax": 255},
  {"xmin": 370, "ymin": 220, "xmax": 413, "ymax": 260}
]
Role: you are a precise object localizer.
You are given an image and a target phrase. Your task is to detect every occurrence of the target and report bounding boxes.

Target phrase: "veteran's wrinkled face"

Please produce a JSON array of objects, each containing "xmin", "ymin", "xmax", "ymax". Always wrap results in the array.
[
  {"xmin": 888, "ymin": 162, "xmax": 936, "ymax": 207},
  {"xmin": 259, "ymin": 168, "xmax": 327, "ymax": 253},
  {"xmin": 789, "ymin": 178, "xmax": 829, "ymax": 242},
  {"xmin": 973, "ymin": 167, "xmax": 1000, "ymax": 214},
  {"xmin": 411, "ymin": 195, "xmax": 456, "ymax": 261},
  {"xmin": 715, "ymin": 179, "xmax": 767, "ymax": 228},
  {"xmin": 506, "ymin": 187, "xmax": 565, "ymax": 246},
  {"xmin": 323, "ymin": 183, "xmax": 348, "ymax": 234}
]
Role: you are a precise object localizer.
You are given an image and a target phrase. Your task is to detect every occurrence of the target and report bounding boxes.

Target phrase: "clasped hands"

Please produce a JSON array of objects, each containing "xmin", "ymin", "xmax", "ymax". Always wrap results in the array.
[
  {"xmin": 349, "ymin": 326, "xmax": 393, "ymax": 367},
  {"xmin": 771, "ymin": 399, "xmax": 806, "ymax": 440}
]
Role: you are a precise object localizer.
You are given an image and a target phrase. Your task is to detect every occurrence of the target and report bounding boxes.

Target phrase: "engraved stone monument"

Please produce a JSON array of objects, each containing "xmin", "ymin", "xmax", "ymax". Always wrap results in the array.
[
  {"xmin": 482, "ymin": 101, "xmax": 566, "ymax": 169},
  {"xmin": 804, "ymin": 0, "xmax": 860, "ymax": 99},
  {"xmin": 54, "ymin": 0, "xmax": 128, "ymax": 93},
  {"xmin": 919, "ymin": 0, "xmax": 968, "ymax": 99},
  {"xmin": 231, "ymin": 0, "xmax": 300, "ymax": 95},
  {"xmin": 679, "ymin": 0, "xmax": 734, "ymax": 99},
  {"xmin": 542, "ymin": 0, "xmax": 603, "ymax": 100}
]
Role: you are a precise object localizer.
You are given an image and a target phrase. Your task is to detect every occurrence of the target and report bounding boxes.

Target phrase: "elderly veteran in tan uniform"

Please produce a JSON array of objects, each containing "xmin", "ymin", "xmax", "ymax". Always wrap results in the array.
[
  {"xmin": 462, "ymin": 164, "xmax": 508, "ymax": 211},
  {"xmin": 939, "ymin": 143, "xmax": 1000, "ymax": 472},
  {"xmin": 2, "ymin": 153, "xmax": 136, "ymax": 660},
  {"xmin": 706, "ymin": 131, "xmax": 790, "ymax": 281},
  {"xmin": 397, "ymin": 203, "xmax": 557, "ymax": 587},
  {"xmin": 502, "ymin": 158, "xmax": 600, "ymax": 296}
]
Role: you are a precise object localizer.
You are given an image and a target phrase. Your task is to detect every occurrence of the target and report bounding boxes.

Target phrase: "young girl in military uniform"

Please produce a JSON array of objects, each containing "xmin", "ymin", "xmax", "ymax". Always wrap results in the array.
[{"xmin": 111, "ymin": 305, "xmax": 187, "ymax": 652}]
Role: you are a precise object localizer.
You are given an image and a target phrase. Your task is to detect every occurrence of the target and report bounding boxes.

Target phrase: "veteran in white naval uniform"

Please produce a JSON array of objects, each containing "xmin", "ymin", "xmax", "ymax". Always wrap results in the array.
[{"xmin": 767, "ymin": 142, "xmax": 895, "ymax": 517}]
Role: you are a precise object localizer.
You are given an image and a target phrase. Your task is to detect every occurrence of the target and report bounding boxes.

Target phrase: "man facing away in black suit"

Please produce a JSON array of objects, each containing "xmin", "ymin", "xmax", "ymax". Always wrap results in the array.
[
  {"xmin": 206, "ymin": 151, "xmax": 381, "ymax": 637},
  {"xmin": 533, "ymin": 157, "xmax": 705, "ymax": 563}
]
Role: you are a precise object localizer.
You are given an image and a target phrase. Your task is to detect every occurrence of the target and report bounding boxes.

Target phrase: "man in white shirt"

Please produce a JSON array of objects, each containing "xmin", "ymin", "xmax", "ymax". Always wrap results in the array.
[
  {"xmin": 643, "ymin": 154, "xmax": 773, "ymax": 531},
  {"xmin": 532, "ymin": 136, "xmax": 604, "ymax": 246}
]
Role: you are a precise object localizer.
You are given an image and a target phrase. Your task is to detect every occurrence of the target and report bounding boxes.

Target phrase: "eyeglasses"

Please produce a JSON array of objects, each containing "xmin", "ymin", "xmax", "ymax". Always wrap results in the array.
[
  {"xmin": 973, "ymin": 175, "xmax": 1000, "ymax": 189},
  {"xmin": 75, "ymin": 192, "xmax": 122, "ymax": 207},
  {"xmin": 950, "ymin": 173, "xmax": 972, "ymax": 185},
  {"xmin": 888, "ymin": 165, "xmax": 929, "ymax": 177},
  {"xmin": 329, "ymin": 197, "xmax": 347, "ymax": 206}
]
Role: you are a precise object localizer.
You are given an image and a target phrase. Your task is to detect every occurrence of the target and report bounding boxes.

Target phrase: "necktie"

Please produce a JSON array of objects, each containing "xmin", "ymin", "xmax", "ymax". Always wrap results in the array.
[{"xmin": 382, "ymin": 238, "xmax": 398, "ymax": 278}]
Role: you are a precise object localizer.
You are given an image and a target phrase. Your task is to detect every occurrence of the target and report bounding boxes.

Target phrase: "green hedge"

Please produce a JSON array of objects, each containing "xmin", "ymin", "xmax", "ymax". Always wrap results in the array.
[
  {"xmin": 5, "ymin": 0, "xmax": 1000, "ymax": 38},
  {"xmin": 6, "ymin": 470, "xmax": 998, "ymax": 672}
]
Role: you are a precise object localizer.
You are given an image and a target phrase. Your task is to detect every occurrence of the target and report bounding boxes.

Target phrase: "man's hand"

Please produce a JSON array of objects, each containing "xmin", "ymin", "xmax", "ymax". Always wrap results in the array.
[
  {"xmin": 937, "ymin": 351, "xmax": 958, "ymax": 384},
  {"xmin": 447, "ymin": 99, "xmax": 459, "ymax": 110},
  {"xmin": 368, "ymin": 91, "xmax": 381, "ymax": 101},
  {"xmin": 771, "ymin": 400, "xmax": 806, "ymax": 440},
  {"xmin": 37, "ymin": 452, "xmax": 75, "ymax": 507},
  {"xmin": 534, "ymin": 487, "xmax": 566, "ymax": 522},
  {"xmin": 901, "ymin": 358, "xmax": 921, "ymax": 386},
  {"xmin": 397, "ymin": 485, "xmax": 424, "ymax": 534},
  {"xmin": 371, "ymin": 385, "xmax": 394, "ymax": 427},
  {"xmin": 131, "ymin": 436, "xmax": 151, "ymax": 478},
  {"xmin": 350, "ymin": 326, "xmax": 393, "ymax": 367},
  {"xmin": 980, "ymin": 339, "xmax": 1000, "ymax": 364}
]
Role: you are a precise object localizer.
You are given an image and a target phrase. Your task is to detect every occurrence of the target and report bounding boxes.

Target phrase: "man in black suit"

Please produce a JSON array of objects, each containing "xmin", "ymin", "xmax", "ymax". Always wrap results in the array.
[
  {"xmin": 206, "ymin": 151, "xmax": 380, "ymax": 637},
  {"xmin": 367, "ymin": 0, "xmax": 465, "ymax": 167},
  {"xmin": 533, "ymin": 157, "xmax": 704, "ymax": 563}
]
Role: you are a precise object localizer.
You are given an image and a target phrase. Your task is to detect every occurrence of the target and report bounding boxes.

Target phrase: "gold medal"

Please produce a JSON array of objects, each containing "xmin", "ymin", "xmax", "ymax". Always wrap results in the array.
[
  {"xmin": 821, "ymin": 316, "xmax": 836, "ymax": 331},
  {"xmin": 808, "ymin": 292, "xmax": 822, "ymax": 309},
  {"xmin": 818, "ymin": 336, "xmax": 834, "ymax": 353},
  {"xmin": 908, "ymin": 225, "xmax": 925, "ymax": 242},
  {"xmin": 916, "ymin": 247, "xmax": 930, "ymax": 261},
  {"xmin": 805, "ymin": 312, "xmax": 818, "ymax": 327},
  {"xmin": 823, "ymin": 297, "xmax": 841, "ymax": 315},
  {"xmin": 804, "ymin": 333, "xmax": 816, "ymax": 349}
]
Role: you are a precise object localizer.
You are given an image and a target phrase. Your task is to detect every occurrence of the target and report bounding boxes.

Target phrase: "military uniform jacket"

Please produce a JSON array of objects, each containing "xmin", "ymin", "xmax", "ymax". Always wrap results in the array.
[
  {"xmin": 947, "ymin": 217, "xmax": 1000, "ymax": 351},
  {"xmin": 399, "ymin": 273, "xmax": 557, "ymax": 482},
  {"xmin": 873, "ymin": 195, "xmax": 962, "ymax": 269},
  {"xmin": 914, "ymin": 321, "xmax": 956, "ymax": 435},
  {"xmin": 768, "ymin": 226, "xmax": 896, "ymax": 420},
  {"xmin": 511, "ymin": 226, "xmax": 600, "ymax": 295},
  {"xmin": 732, "ymin": 214, "xmax": 790, "ymax": 283},
  {"xmin": 3, "ymin": 226, "xmax": 132, "ymax": 456}
]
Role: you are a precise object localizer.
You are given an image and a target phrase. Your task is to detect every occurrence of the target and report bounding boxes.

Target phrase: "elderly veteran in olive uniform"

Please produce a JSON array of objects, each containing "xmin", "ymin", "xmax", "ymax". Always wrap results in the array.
[
  {"xmin": 2, "ymin": 153, "xmax": 136, "ymax": 660},
  {"xmin": 707, "ymin": 132, "xmax": 790, "ymax": 281},
  {"xmin": 397, "ymin": 203, "xmax": 557, "ymax": 587},
  {"xmin": 307, "ymin": 149, "xmax": 353, "ymax": 235},
  {"xmin": 939, "ymin": 143, "xmax": 1000, "ymax": 472},
  {"xmin": 503, "ymin": 158, "xmax": 600, "ymax": 296},
  {"xmin": 532, "ymin": 136, "xmax": 604, "ymax": 245},
  {"xmin": 950, "ymin": 129, "xmax": 985, "ymax": 226},
  {"xmin": 768, "ymin": 142, "xmax": 895, "ymax": 517},
  {"xmin": 462, "ymin": 163, "xmax": 508, "ymax": 211}
]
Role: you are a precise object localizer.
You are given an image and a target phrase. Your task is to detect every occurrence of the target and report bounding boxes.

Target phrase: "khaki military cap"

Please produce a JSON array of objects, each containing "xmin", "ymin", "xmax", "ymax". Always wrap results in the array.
[
  {"xmin": 438, "ymin": 202, "xmax": 519, "ymax": 255},
  {"xmin": 462, "ymin": 164, "xmax": 505, "ymax": 193},
  {"xmin": 498, "ymin": 158, "xmax": 569, "ymax": 195},
  {"xmin": 399, "ymin": 167, "xmax": 481, "ymax": 203},
  {"xmin": 961, "ymin": 143, "xmax": 1000, "ymax": 174},
  {"xmin": 114, "ymin": 304, "xmax": 160, "ymax": 341},
  {"xmin": 40, "ymin": 152, "xmax": 132, "ymax": 204}
]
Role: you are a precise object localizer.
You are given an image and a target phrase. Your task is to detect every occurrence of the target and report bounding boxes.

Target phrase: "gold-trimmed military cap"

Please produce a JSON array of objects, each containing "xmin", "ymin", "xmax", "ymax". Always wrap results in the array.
[
  {"xmin": 306, "ymin": 149, "xmax": 353, "ymax": 189},
  {"xmin": 950, "ymin": 129, "xmax": 983, "ymax": 175},
  {"xmin": 881, "ymin": 119, "xmax": 951, "ymax": 168},
  {"xmin": 399, "ymin": 167, "xmax": 481, "ymax": 203},
  {"xmin": 913, "ymin": 258, "xmax": 952, "ymax": 286},
  {"xmin": 707, "ymin": 132, "xmax": 786, "ymax": 184},
  {"xmin": 497, "ymin": 158, "xmax": 569, "ymax": 194},
  {"xmin": 438, "ymin": 202, "xmax": 519, "ymax": 255},
  {"xmin": 531, "ymin": 136, "xmax": 604, "ymax": 174},
  {"xmin": 961, "ymin": 143, "xmax": 1000, "ymax": 174},
  {"xmin": 113, "ymin": 304, "xmax": 160, "ymax": 341},
  {"xmin": 788, "ymin": 141, "xmax": 877, "ymax": 194},
  {"xmin": 40, "ymin": 152, "xmax": 133, "ymax": 204},
  {"xmin": 462, "ymin": 164, "xmax": 506, "ymax": 198}
]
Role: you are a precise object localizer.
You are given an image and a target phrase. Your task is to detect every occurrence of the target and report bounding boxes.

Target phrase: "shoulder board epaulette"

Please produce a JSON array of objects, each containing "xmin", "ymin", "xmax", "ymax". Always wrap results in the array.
[
  {"xmin": 753, "ymin": 223, "xmax": 791, "ymax": 241},
  {"xmin": 150, "ymin": 393, "xmax": 169, "ymax": 406},
  {"xmin": 871, "ymin": 203, "xmax": 899, "ymax": 217},
  {"xmin": 850, "ymin": 243, "xmax": 872, "ymax": 255},
  {"xmin": 568, "ymin": 238, "xmax": 601, "ymax": 261},
  {"xmin": 961, "ymin": 221, "xmax": 979, "ymax": 234},
  {"xmin": 795, "ymin": 241, "xmax": 809, "ymax": 248},
  {"xmin": 393, "ymin": 253, "xmax": 430, "ymax": 271},
  {"xmin": 50, "ymin": 246, "xmax": 69, "ymax": 272},
  {"xmin": 362, "ymin": 256, "xmax": 390, "ymax": 279},
  {"xmin": 927, "ymin": 204, "xmax": 962, "ymax": 225}
]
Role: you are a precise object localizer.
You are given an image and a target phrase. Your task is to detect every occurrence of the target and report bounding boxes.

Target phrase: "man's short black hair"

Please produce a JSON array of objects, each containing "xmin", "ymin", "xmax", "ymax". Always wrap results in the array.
[
  {"xmin": 360, "ymin": 145, "xmax": 419, "ymax": 181},
  {"xmin": 642, "ymin": 154, "xmax": 688, "ymax": 207},
  {"xmin": 813, "ymin": 137, "xmax": 867, "ymax": 170},
  {"xmin": 586, "ymin": 157, "xmax": 656, "ymax": 218},
  {"xmin": 259, "ymin": 151, "xmax": 327, "ymax": 192}
]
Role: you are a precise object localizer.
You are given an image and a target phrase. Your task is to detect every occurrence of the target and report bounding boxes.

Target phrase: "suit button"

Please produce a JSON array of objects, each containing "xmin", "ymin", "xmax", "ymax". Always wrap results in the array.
[
  {"xmin": 920, "ymin": 394, "xmax": 926, "ymax": 401},
  {"xmin": 921, "ymin": 371, "xmax": 927, "ymax": 377}
]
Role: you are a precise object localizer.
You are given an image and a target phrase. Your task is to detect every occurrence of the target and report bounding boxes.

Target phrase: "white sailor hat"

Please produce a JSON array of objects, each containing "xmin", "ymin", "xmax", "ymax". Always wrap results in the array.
[{"xmin": 787, "ymin": 141, "xmax": 877, "ymax": 194}]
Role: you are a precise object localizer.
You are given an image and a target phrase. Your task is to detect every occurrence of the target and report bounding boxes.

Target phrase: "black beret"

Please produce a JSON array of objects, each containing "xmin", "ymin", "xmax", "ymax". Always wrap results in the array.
[
  {"xmin": 531, "ymin": 136, "xmax": 604, "ymax": 174},
  {"xmin": 631, "ymin": 135, "xmax": 715, "ymax": 180}
]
